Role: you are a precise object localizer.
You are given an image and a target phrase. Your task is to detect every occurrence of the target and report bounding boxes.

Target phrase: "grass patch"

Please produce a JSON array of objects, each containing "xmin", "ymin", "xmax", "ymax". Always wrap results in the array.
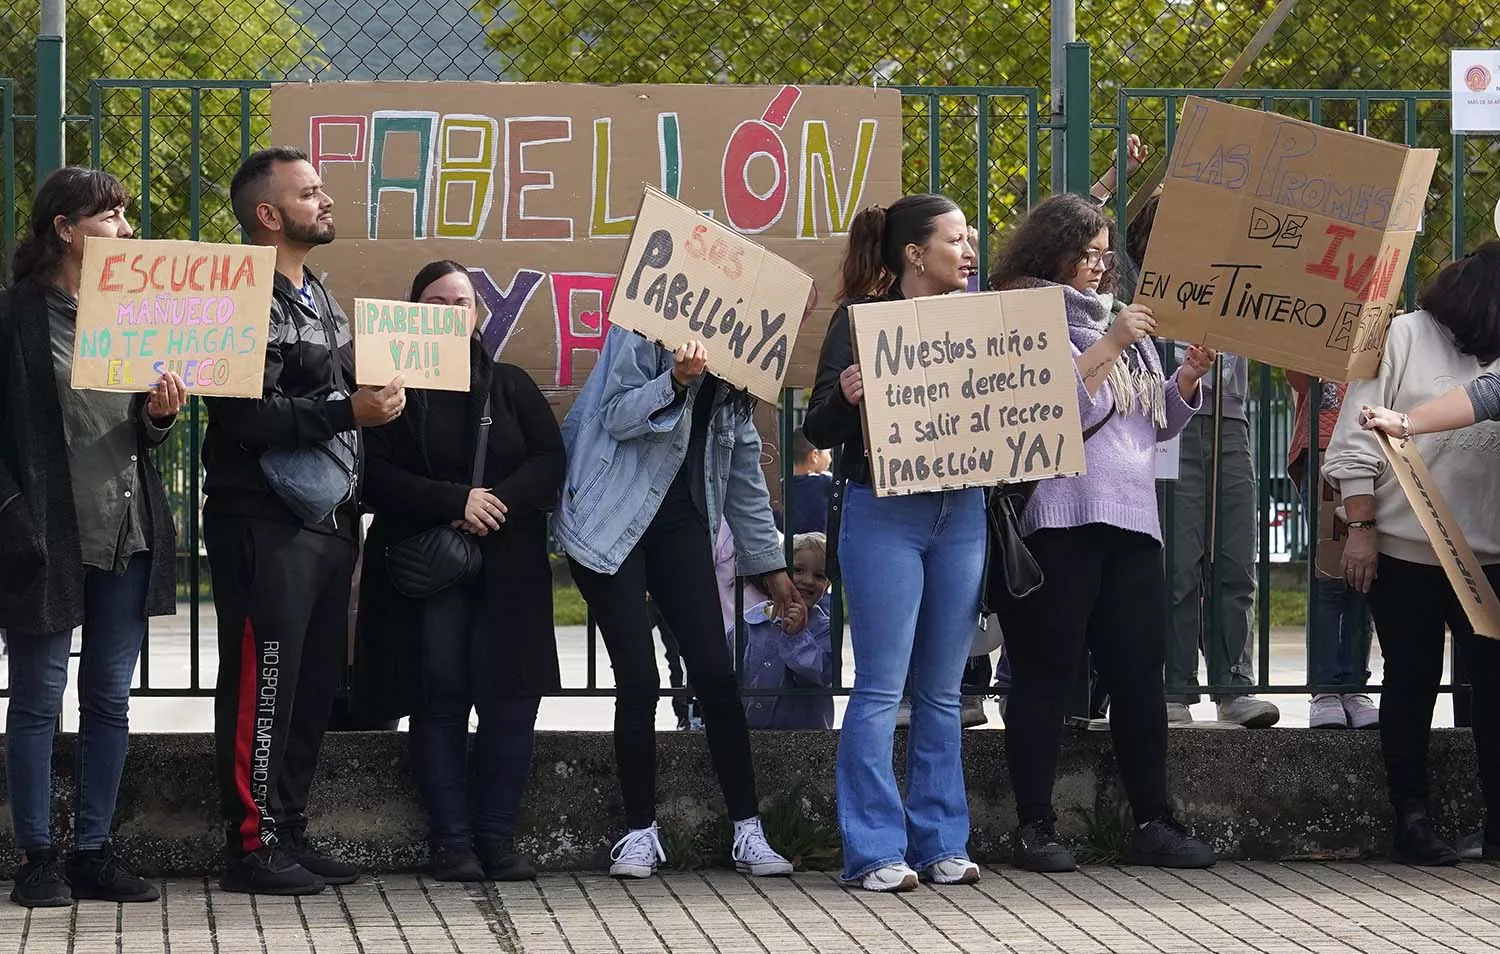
[
  {"xmin": 1071, "ymin": 804, "xmax": 1134, "ymax": 866},
  {"xmin": 1265, "ymin": 587, "xmax": 1308, "ymax": 629},
  {"xmin": 554, "ymin": 585, "xmax": 588, "ymax": 626}
]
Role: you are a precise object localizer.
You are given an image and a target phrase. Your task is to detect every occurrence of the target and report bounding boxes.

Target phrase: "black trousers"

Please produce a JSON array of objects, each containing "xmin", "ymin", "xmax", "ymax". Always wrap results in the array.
[
  {"xmin": 206, "ymin": 514, "xmax": 355, "ymax": 854},
  {"xmin": 1367, "ymin": 554, "xmax": 1500, "ymax": 830},
  {"xmin": 571, "ymin": 501, "xmax": 758, "ymax": 829},
  {"xmin": 999, "ymin": 524, "xmax": 1172, "ymax": 826},
  {"xmin": 411, "ymin": 581, "xmax": 539, "ymax": 847}
]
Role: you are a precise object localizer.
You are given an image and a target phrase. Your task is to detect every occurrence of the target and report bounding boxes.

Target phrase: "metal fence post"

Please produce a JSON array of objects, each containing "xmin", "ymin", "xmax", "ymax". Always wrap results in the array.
[
  {"xmin": 35, "ymin": 0, "xmax": 66, "ymax": 176},
  {"xmin": 1062, "ymin": 41, "xmax": 1092, "ymax": 196}
]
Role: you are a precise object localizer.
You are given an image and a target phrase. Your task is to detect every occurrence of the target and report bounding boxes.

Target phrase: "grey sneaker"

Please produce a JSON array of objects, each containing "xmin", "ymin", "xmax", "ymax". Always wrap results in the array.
[
  {"xmin": 1166, "ymin": 703, "xmax": 1194, "ymax": 725},
  {"xmin": 1309, "ymin": 693, "xmax": 1347, "ymax": 729},
  {"xmin": 1216, "ymin": 696, "xmax": 1280, "ymax": 729},
  {"xmin": 1342, "ymin": 693, "xmax": 1379, "ymax": 730}
]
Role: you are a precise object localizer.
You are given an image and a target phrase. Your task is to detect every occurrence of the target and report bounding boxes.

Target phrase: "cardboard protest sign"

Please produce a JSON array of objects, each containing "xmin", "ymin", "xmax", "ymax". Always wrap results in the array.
[
  {"xmin": 72, "ymin": 238, "xmax": 275, "ymax": 398},
  {"xmin": 1377, "ymin": 433, "xmax": 1500, "ymax": 638},
  {"xmin": 270, "ymin": 81, "xmax": 902, "ymax": 415},
  {"xmin": 1136, "ymin": 97, "xmax": 1438, "ymax": 382},
  {"xmin": 608, "ymin": 187, "xmax": 813, "ymax": 403},
  {"xmin": 848, "ymin": 288, "xmax": 1083, "ymax": 498},
  {"xmin": 352, "ymin": 298, "xmax": 472, "ymax": 392}
]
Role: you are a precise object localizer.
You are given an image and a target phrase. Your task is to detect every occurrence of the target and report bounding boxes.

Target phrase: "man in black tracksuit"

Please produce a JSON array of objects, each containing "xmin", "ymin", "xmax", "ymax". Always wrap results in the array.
[{"xmin": 204, "ymin": 147, "xmax": 405, "ymax": 895}]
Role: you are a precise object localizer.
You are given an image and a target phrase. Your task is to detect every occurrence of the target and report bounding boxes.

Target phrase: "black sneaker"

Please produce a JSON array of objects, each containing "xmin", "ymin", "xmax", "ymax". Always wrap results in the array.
[
  {"xmin": 285, "ymin": 830, "xmax": 360, "ymax": 885},
  {"xmin": 428, "ymin": 844, "xmax": 485, "ymax": 883},
  {"xmin": 477, "ymin": 836, "xmax": 538, "ymax": 882},
  {"xmin": 1013, "ymin": 821, "xmax": 1077, "ymax": 873},
  {"xmin": 220, "ymin": 847, "xmax": 326, "ymax": 895},
  {"xmin": 1458, "ymin": 830, "xmax": 1500, "ymax": 861},
  {"xmin": 10, "ymin": 848, "xmax": 72, "ymax": 908},
  {"xmin": 67, "ymin": 843, "xmax": 159, "ymax": 903},
  {"xmin": 1128, "ymin": 818, "xmax": 1216, "ymax": 869},
  {"xmin": 1393, "ymin": 813, "xmax": 1460, "ymax": 866}
]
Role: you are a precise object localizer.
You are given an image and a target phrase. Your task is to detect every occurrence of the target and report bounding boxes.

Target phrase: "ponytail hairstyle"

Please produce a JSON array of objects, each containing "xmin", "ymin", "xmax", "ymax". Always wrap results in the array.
[
  {"xmin": 836, "ymin": 193, "xmax": 961, "ymax": 302},
  {"xmin": 988, "ymin": 193, "xmax": 1118, "ymax": 294},
  {"xmin": 11, "ymin": 166, "xmax": 129, "ymax": 286}
]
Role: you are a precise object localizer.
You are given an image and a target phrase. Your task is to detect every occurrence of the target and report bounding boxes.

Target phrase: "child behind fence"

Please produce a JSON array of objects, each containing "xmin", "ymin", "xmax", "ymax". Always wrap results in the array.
[{"xmin": 733, "ymin": 533, "xmax": 834, "ymax": 730}]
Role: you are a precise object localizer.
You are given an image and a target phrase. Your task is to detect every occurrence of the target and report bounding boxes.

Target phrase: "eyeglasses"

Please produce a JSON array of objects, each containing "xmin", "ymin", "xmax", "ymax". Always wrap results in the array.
[{"xmin": 1081, "ymin": 249, "xmax": 1115, "ymax": 269}]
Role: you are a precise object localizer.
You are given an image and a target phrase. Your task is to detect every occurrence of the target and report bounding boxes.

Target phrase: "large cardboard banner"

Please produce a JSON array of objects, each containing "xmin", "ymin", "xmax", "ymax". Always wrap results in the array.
[
  {"xmin": 610, "ymin": 187, "xmax": 814, "ymax": 403},
  {"xmin": 72, "ymin": 238, "xmax": 275, "ymax": 398},
  {"xmin": 1136, "ymin": 97, "xmax": 1438, "ymax": 382},
  {"xmin": 270, "ymin": 82, "xmax": 902, "ymax": 413},
  {"xmin": 352, "ymin": 298, "xmax": 472, "ymax": 392},
  {"xmin": 848, "ymin": 288, "xmax": 1083, "ymax": 498},
  {"xmin": 1377, "ymin": 433, "xmax": 1500, "ymax": 638}
]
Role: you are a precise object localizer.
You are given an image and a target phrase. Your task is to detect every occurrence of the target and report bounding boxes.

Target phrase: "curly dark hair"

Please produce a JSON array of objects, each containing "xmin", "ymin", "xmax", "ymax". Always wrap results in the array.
[
  {"xmin": 987, "ymin": 193, "xmax": 1117, "ymax": 294},
  {"xmin": 1418, "ymin": 241, "xmax": 1500, "ymax": 363}
]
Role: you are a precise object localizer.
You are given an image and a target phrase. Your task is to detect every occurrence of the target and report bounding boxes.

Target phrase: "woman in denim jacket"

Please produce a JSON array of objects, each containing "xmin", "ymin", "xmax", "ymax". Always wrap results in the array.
[
  {"xmin": 556, "ymin": 326, "xmax": 806, "ymax": 880},
  {"xmin": 803, "ymin": 194, "xmax": 985, "ymax": 893}
]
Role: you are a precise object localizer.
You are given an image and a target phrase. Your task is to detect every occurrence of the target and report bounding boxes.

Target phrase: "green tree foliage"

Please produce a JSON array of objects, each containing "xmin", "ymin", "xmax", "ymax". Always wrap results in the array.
[
  {"xmin": 1, "ymin": 0, "xmax": 319, "ymax": 249},
  {"xmin": 480, "ymin": 0, "xmax": 1499, "ymax": 272}
]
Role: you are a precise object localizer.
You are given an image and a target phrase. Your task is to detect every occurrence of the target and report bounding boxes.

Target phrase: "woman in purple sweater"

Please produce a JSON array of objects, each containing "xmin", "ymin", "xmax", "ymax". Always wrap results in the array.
[{"xmin": 988, "ymin": 193, "xmax": 1216, "ymax": 872}]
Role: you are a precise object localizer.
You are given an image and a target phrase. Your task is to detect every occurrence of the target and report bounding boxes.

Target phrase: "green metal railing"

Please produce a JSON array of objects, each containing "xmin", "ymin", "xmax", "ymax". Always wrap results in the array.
[{"xmin": 0, "ymin": 61, "xmax": 1487, "ymax": 711}]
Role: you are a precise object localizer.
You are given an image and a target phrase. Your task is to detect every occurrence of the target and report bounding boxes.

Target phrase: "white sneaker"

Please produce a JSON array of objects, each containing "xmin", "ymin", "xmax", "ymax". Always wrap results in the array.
[
  {"xmin": 731, "ymin": 818, "xmax": 793, "ymax": 877},
  {"xmin": 609, "ymin": 824, "xmax": 666, "ymax": 879},
  {"xmin": 924, "ymin": 857, "xmax": 980, "ymax": 885},
  {"xmin": 1342, "ymin": 693, "xmax": 1380, "ymax": 730},
  {"xmin": 1166, "ymin": 703, "xmax": 1194, "ymax": 725},
  {"xmin": 1309, "ymin": 693, "xmax": 1347, "ymax": 729},
  {"xmin": 859, "ymin": 863, "xmax": 918, "ymax": 892}
]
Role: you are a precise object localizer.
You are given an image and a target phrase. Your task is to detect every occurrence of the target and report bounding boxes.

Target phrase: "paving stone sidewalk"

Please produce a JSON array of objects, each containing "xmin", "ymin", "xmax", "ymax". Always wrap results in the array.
[{"xmin": 6, "ymin": 862, "xmax": 1500, "ymax": 953}]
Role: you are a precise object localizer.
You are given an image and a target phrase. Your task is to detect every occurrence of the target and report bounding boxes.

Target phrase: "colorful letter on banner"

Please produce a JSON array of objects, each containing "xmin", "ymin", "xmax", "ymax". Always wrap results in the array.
[
  {"xmin": 798, "ymin": 118, "xmax": 879, "ymax": 238},
  {"xmin": 435, "ymin": 114, "xmax": 498, "ymax": 239},
  {"xmin": 722, "ymin": 86, "xmax": 799, "ymax": 234},
  {"xmin": 368, "ymin": 111, "xmax": 437, "ymax": 239},
  {"xmin": 591, "ymin": 118, "xmax": 635, "ymax": 238},
  {"xmin": 552, "ymin": 272, "xmax": 615, "ymax": 386},
  {"xmin": 504, "ymin": 117, "xmax": 573, "ymax": 240},
  {"xmin": 309, "ymin": 115, "xmax": 367, "ymax": 176}
]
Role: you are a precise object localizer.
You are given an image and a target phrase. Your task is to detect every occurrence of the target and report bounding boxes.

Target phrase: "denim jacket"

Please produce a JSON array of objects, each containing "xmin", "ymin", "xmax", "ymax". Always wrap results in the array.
[{"xmin": 556, "ymin": 327, "xmax": 786, "ymax": 577}]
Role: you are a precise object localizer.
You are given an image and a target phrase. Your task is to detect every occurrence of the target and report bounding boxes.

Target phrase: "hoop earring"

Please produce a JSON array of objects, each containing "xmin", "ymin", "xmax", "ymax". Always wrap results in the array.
[{"xmin": 916, "ymin": 260, "xmax": 925, "ymax": 275}]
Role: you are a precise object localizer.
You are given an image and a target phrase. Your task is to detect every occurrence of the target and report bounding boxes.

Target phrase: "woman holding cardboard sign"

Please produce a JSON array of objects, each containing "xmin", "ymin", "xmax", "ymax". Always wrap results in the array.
[
  {"xmin": 803, "ymin": 193, "xmax": 987, "ymax": 893},
  {"xmin": 0, "ymin": 167, "xmax": 186, "ymax": 907},
  {"xmin": 1326, "ymin": 241, "xmax": 1500, "ymax": 865},
  {"xmin": 986, "ymin": 193, "xmax": 1216, "ymax": 873},
  {"xmin": 353, "ymin": 260, "xmax": 565, "ymax": 882},
  {"xmin": 555, "ymin": 320, "xmax": 804, "ymax": 879}
]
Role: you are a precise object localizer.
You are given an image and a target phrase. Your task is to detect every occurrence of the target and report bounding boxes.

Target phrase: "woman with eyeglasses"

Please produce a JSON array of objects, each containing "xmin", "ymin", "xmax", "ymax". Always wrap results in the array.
[{"xmin": 985, "ymin": 193, "xmax": 1216, "ymax": 873}]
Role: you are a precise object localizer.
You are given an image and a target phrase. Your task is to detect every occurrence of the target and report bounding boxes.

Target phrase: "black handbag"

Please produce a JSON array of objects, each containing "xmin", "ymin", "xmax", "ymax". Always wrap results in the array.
[
  {"xmin": 982, "ymin": 404, "xmax": 1116, "ymax": 609},
  {"xmin": 385, "ymin": 395, "xmax": 492, "ymax": 599}
]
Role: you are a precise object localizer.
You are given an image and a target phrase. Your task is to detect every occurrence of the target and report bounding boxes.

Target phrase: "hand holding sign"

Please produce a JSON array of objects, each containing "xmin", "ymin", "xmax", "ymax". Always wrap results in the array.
[
  {"xmin": 351, "ymin": 375, "xmax": 406, "ymax": 426},
  {"xmin": 839, "ymin": 364, "xmax": 864, "ymax": 406},
  {"xmin": 146, "ymin": 371, "xmax": 188, "ymax": 421},
  {"xmin": 1110, "ymin": 303, "xmax": 1157, "ymax": 347},
  {"xmin": 672, "ymin": 340, "xmax": 709, "ymax": 389}
]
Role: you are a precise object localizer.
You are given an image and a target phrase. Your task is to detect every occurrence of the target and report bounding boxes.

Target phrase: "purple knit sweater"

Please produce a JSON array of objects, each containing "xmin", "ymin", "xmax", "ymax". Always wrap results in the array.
[{"xmin": 1020, "ymin": 282, "xmax": 1201, "ymax": 542}]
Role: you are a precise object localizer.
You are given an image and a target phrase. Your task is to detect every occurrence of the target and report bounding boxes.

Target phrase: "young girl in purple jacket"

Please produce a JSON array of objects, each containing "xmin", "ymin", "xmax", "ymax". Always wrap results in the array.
[{"xmin": 988, "ymin": 193, "xmax": 1217, "ymax": 873}]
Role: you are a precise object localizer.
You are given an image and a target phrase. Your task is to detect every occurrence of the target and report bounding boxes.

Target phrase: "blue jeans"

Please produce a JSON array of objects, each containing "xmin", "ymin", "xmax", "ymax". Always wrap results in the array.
[
  {"xmin": 836, "ymin": 483, "xmax": 984, "ymax": 880},
  {"xmin": 5, "ymin": 553, "xmax": 151, "ymax": 853},
  {"xmin": 1299, "ymin": 477, "xmax": 1373, "ymax": 690},
  {"xmin": 410, "ymin": 582, "xmax": 541, "ymax": 848}
]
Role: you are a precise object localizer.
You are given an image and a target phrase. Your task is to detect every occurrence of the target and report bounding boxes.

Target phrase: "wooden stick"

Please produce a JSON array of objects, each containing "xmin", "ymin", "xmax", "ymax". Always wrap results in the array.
[{"xmin": 1124, "ymin": 0, "xmax": 1301, "ymax": 222}]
